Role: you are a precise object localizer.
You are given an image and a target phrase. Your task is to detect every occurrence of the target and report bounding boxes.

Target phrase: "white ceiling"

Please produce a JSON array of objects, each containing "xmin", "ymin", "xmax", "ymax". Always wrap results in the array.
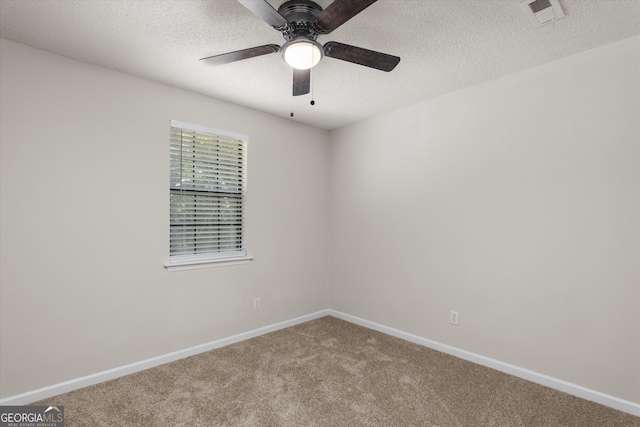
[{"xmin": 1, "ymin": 0, "xmax": 638, "ymax": 130}]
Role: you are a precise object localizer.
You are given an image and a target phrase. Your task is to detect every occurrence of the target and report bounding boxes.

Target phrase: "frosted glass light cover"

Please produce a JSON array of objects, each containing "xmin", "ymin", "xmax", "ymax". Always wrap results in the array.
[{"xmin": 283, "ymin": 40, "xmax": 323, "ymax": 70}]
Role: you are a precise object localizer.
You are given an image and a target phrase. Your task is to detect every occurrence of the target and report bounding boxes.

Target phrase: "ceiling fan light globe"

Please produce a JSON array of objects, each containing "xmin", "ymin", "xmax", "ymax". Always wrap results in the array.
[{"xmin": 282, "ymin": 39, "xmax": 323, "ymax": 70}]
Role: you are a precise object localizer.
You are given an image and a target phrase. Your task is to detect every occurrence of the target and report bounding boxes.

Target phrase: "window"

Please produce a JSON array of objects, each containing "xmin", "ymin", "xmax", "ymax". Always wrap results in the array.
[{"xmin": 164, "ymin": 120, "xmax": 251, "ymax": 271}]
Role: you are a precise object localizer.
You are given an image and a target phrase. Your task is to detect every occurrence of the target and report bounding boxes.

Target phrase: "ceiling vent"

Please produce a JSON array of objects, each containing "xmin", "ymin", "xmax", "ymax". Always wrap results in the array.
[{"xmin": 520, "ymin": 0, "xmax": 565, "ymax": 26}]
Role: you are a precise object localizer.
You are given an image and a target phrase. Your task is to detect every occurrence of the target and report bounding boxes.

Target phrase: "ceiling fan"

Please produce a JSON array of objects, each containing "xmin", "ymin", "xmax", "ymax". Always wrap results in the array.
[{"xmin": 200, "ymin": 0, "xmax": 400, "ymax": 96}]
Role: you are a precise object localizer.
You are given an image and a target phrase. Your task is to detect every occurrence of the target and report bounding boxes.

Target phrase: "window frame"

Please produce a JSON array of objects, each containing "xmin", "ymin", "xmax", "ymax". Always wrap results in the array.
[{"xmin": 163, "ymin": 120, "xmax": 253, "ymax": 272}]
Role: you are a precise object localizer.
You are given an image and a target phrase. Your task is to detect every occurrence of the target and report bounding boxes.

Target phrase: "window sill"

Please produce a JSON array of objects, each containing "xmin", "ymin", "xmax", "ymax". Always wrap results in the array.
[{"xmin": 164, "ymin": 255, "xmax": 254, "ymax": 272}]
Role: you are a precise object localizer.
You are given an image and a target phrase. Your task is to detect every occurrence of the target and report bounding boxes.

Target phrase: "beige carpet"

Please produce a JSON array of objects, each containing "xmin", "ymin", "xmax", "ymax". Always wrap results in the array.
[{"xmin": 32, "ymin": 316, "xmax": 639, "ymax": 426}]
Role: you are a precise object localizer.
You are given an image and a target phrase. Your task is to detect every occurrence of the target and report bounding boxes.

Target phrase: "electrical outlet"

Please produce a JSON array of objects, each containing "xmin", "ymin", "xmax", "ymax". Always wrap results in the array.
[
  {"xmin": 253, "ymin": 297, "xmax": 261, "ymax": 310},
  {"xmin": 450, "ymin": 310, "xmax": 459, "ymax": 325}
]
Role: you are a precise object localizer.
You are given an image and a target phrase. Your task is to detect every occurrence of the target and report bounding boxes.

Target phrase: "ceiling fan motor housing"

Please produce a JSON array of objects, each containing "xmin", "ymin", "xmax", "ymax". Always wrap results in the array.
[{"xmin": 277, "ymin": 0, "xmax": 324, "ymax": 41}]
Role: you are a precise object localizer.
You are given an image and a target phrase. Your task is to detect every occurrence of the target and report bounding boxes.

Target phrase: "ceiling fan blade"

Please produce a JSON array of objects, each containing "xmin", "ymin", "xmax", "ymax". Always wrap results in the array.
[
  {"xmin": 315, "ymin": 0, "xmax": 377, "ymax": 33},
  {"xmin": 200, "ymin": 45, "xmax": 280, "ymax": 65},
  {"xmin": 324, "ymin": 41, "xmax": 400, "ymax": 72},
  {"xmin": 237, "ymin": 0, "xmax": 289, "ymax": 29},
  {"xmin": 293, "ymin": 68, "xmax": 310, "ymax": 96}
]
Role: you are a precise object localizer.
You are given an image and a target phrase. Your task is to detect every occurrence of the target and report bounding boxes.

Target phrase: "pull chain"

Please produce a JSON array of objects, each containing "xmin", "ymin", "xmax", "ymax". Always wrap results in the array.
[{"xmin": 310, "ymin": 68, "xmax": 315, "ymax": 106}]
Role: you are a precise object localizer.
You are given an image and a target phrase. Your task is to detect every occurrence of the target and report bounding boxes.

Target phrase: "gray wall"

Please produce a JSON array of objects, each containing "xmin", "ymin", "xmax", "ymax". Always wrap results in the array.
[
  {"xmin": 328, "ymin": 36, "xmax": 639, "ymax": 403},
  {"xmin": 0, "ymin": 39, "xmax": 329, "ymax": 398}
]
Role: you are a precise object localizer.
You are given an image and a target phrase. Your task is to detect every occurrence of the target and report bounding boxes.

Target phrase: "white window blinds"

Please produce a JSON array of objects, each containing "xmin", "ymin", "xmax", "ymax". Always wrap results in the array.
[{"xmin": 169, "ymin": 121, "xmax": 247, "ymax": 259}]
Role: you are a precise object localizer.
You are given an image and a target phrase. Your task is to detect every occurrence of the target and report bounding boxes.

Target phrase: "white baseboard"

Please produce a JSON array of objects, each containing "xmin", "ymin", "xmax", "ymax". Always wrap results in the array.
[
  {"xmin": 328, "ymin": 309, "xmax": 640, "ymax": 417},
  {"xmin": 0, "ymin": 309, "xmax": 330, "ymax": 406}
]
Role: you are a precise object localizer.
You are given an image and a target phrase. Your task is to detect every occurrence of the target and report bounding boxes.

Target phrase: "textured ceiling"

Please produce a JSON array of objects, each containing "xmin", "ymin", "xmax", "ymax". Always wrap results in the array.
[{"xmin": 1, "ymin": 0, "xmax": 638, "ymax": 130}]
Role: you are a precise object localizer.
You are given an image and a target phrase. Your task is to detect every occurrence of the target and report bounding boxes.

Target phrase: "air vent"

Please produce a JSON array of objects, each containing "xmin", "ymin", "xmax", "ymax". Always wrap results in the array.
[{"xmin": 520, "ymin": 0, "xmax": 565, "ymax": 26}]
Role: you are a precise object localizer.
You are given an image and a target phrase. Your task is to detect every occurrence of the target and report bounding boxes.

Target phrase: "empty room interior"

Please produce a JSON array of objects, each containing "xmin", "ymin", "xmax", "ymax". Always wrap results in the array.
[{"xmin": 0, "ymin": 0, "xmax": 639, "ymax": 424}]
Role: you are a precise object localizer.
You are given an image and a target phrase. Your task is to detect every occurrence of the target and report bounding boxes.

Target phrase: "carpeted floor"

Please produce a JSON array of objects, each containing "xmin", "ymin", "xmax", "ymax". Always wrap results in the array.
[{"xmin": 32, "ymin": 316, "xmax": 639, "ymax": 426}]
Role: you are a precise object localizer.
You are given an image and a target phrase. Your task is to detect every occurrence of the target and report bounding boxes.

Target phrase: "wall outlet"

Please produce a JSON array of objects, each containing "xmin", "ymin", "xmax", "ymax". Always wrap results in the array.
[
  {"xmin": 253, "ymin": 297, "xmax": 261, "ymax": 310},
  {"xmin": 450, "ymin": 310, "xmax": 459, "ymax": 325}
]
